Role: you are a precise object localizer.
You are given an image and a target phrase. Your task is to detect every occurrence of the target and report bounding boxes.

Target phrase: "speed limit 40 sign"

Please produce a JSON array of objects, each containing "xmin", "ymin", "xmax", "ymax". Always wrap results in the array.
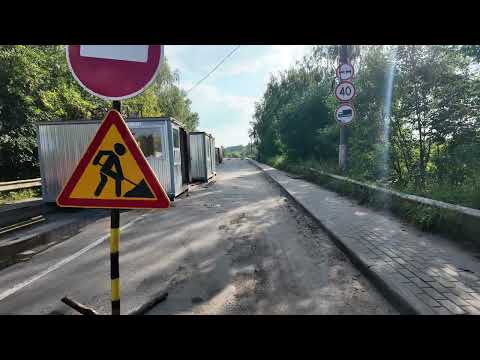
[{"xmin": 335, "ymin": 81, "xmax": 356, "ymax": 102}]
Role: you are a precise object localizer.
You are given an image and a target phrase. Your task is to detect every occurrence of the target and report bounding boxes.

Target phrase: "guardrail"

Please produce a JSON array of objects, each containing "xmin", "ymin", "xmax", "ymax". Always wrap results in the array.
[{"xmin": 0, "ymin": 178, "xmax": 41, "ymax": 193}]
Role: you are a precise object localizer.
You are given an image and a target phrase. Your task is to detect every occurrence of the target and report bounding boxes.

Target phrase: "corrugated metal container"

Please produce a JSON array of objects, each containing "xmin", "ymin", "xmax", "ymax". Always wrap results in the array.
[
  {"xmin": 189, "ymin": 132, "xmax": 216, "ymax": 182},
  {"xmin": 37, "ymin": 117, "xmax": 189, "ymax": 203}
]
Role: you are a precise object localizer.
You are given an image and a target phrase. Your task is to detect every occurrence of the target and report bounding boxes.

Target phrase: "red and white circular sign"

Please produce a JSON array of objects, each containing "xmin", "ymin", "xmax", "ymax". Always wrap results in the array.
[
  {"xmin": 336, "ymin": 62, "xmax": 355, "ymax": 81},
  {"xmin": 66, "ymin": 45, "xmax": 163, "ymax": 100},
  {"xmin": 335, "ymin": 103, "xmax": 355, "ymax": 125},
  {"xmin": 335, "ymin": 81, "xmax": 356, "ymax": 102}
]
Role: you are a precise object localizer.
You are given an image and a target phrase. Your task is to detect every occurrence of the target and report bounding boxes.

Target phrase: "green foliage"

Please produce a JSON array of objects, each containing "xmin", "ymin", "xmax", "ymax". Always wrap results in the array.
[
  {"xmin": 0, "ymin": 187, "xmax": 41, "ymax": 204},
  {"xmin": 224, "ymin": 143, "xmax": 257, "ymax": 158},
  {"xmin": 0, "ymin": 46, "xmax": 199, "ymax": 181},
  {"xmin": 250, "ymin": 45, "xmax": 480, "ymax": 210}
]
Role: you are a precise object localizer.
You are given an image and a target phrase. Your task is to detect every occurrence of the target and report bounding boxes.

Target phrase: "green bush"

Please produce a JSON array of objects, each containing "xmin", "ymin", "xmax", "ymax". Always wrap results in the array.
[{"xmin": 0, "ymin": 187, "xmax": 41, "ymax": 204}]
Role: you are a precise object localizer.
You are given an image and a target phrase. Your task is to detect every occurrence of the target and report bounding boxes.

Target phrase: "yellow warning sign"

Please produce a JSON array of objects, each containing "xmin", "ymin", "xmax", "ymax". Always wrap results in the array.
[
  {"xmin": 56, "ymin": 110, "xmax": 170, "ymax": 209},
  {"xmin": 70, "ymin": 125, "xmax": 150, "ymax": 199}
]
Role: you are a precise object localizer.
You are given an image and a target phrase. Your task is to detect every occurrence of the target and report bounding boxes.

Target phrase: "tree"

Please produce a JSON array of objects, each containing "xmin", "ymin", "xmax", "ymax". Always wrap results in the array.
[
  {"xmin": 0, "ymin": 46, "xmax": 199, "ymax": 180},
  {"xmin": 250, "ymin": 45, "xmax": 480, "ymax": 208}
]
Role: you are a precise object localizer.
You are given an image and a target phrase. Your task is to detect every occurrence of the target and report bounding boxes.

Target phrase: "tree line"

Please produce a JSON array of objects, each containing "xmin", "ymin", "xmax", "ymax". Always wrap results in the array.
[
  {"xmin": 0, "ymin": 45, "xmax": 199, "ymax": 181},
  {"xmin": 250, "ymin": 45, "xmax": 480, "ymax": 209},
  {"xmin": 223, "ymin": 144, "xmax": 256, "ymax": 158}
]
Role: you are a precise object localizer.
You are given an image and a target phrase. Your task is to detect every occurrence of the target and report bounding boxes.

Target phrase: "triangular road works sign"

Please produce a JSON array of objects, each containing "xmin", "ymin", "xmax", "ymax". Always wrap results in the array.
[{"xmin": 57, "ymin": 110, "xmax": 170, "ymax": 209}]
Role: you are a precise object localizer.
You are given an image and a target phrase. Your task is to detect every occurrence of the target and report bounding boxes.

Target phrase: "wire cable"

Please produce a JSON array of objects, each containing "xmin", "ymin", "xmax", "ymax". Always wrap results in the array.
[{"xmin": 186, "ymin": 45, "xmax": 241, "ymax": 94}]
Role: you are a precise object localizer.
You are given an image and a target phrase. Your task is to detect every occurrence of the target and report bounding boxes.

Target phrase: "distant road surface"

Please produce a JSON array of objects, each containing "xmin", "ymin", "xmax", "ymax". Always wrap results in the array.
[{"xmin": 0, "ymin": 158, "xmax": 396, "ymax": 315}]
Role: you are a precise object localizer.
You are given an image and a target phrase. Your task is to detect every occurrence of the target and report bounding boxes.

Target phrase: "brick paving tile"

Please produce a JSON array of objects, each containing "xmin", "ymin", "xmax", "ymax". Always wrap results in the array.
[
  {"xmin": 455, "ymin": 283, "xmax": 475, "ymax": 293},
  {"xmin": 423, "ymin": 287, "xmax": 448, "ymax": 300},
  {"xmin": 417, "ymin": 293, "xmax": 442, "ymax": 308},
  {"xmin": 437, "ymin": 272, "xmax": 459, "ymax": 282},
  {"xmin": 469, "ymin": 292, "xmax": 480, "ymax": 302},
  {"xmin": 450, "ymin": 287, "xmax": 475, "ymax": 301},
  {"xmin": 438, "ymin": 300, "xmax": 466, "ymax": 314},
  {"xmin": 433, "ymin": 306, "xmax": 452, "ymax": 315},
  {"xmin": 397, "ymin": 268, "xmax": 416, "ymax": 279},
  {"xmin": 438, "ymin": 279, "xmax": 458, "ymax": 288},
  {"xmin": 462, "ymin": 305, "xmax": 480, "ymax": 315},
  {"xmin": 411, "ymin": 277, "xmax": 432, "ymax": 288},
  {"xmin": 425, "ymin": 268, "xmax": 442, "ymax": 277},
  {"xmin": 444, "ymin": 293, "xmax": 471, "ymax": 307},
  {"xmin": 255, "ymin": 161, "xmax": 480, "ymax": 315},
  {"xmin": 393, "ymin": 258, "xmax": 407, "ymax": 266},
  {"xmin": 465, "ymin": 298, "xmax": 480, "ymax": 309},
  {"xmin": 430, "ymin": 282, "xmax": 450, "ymax": 293},
  {"xmin": 404, "ymin": 283, "xmax": 426, "ymax": 295},
  {"xmin": 417, "ymin": 273, "xmax": 436, "ymax": 282},
  {"xmin": 388, "ymin": 273, "xmax": 411, "ymax": 284}
]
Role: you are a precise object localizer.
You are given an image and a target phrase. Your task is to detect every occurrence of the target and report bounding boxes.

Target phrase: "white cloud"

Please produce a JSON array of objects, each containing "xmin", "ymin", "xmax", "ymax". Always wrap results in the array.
[
  {"xmin": 190, "ymin": 84, "xmax": 255, "ymax": 114},
  {"xmin": 187, "ymin": 83, "xmax": 256, "ymax": 147},
  {"xmin": 165, "ymin": 45, "xmax": 315, "ymax": 146},
  {"xmin": 220, "ymin": 45, "xmax": 313, "ymax": 79}
]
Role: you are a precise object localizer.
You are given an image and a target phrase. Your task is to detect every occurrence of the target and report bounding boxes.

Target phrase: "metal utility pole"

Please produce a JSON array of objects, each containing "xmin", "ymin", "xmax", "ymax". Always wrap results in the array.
[{"xmin": 338, "ymin": 45, "xmax": 349, "ymax": 174}]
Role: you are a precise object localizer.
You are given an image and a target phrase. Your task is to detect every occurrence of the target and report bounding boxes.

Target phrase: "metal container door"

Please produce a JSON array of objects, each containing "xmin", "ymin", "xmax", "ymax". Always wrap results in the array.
[
  {"xmin": 172, "ymin": 125, "xmax": 183, "ymax": 195},
  {"xmin": 205, "ymin": 136, "xmax": 212, "ymax": 178}
]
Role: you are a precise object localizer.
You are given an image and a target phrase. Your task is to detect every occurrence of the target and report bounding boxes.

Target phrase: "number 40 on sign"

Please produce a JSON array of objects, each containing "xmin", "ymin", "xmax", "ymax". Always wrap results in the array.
[{"xmin": 335, "ymin": 81, "xmax": 356, "ymax": 102}]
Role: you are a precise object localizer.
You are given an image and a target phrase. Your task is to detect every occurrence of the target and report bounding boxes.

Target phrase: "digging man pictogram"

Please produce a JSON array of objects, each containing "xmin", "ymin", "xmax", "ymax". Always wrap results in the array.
[
  {"xmin": 93, "ymin": 143, "xmax": 126, "ymax": 197},
  {"xmin": 92, "ymin": 142, "xmax": 155, "ymax": 199}
]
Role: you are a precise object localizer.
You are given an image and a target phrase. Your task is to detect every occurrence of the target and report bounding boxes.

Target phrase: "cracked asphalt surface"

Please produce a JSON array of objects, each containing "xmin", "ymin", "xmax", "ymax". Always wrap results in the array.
[
  {"xmin": 147, "ymin": 158, "xmax": 397, "ymax": 314},
  {"xmin": 0, "ymin": 158, "xmax": 396, "ymax": 314}
]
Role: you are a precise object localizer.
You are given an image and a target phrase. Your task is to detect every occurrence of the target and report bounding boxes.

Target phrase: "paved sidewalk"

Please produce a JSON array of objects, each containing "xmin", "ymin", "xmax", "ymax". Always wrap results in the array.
[{"xmin": 251, "ymin": 160, "xmax": 480, "ymax": 315}]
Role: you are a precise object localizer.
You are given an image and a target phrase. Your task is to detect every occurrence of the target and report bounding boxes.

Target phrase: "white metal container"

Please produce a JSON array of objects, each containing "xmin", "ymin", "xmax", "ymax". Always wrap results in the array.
[
  {"xmin": 37, "ymin": 117, "xmax": 189, "ymax": 203},
  {"xmin": 189, "ymin": 132, "xmax": 216, "ymax": 182}
]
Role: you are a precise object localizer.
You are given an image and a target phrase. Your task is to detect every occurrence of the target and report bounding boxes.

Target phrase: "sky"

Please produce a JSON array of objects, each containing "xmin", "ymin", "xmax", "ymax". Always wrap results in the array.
[{"xmin": 166, "ymin": 45, "xmax": 314, "ymax": 147}]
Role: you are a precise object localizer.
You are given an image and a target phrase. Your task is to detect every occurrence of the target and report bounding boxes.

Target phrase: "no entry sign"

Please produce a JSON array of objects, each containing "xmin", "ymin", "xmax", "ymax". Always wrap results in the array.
[{"xmin": 66, "ymin": 45, "xmax": 163, "ymax": 100}]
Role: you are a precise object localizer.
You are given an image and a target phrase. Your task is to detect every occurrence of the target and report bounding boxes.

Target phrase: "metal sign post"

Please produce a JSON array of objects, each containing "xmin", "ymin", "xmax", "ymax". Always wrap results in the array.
[
  {"xmin": 59, "ymin": 46, "xmax": 170, "ymax": 315},
  {"xmin": 339, "ymin": 46, "xmax": 348, "ymax": 174},
  {"xmin": 111, "ymin": 100, "xmax": 121, "ymax": 315}
]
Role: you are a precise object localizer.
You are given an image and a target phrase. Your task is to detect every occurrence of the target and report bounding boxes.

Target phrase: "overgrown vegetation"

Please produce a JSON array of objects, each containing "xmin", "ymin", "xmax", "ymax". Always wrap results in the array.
[
  {"xmin": 224, "ymin": 144, "xmax": 257, "ymax": 158},
  {"xmin": 250, "ymin": 45, "xmax": 480, "ymax": 210},
  {"xmin": 0, "ymin": 188, "xmax": 41, "ymax": 204},
  {"xmin": 0, "ymin": 45, "xmax": 199, "ymax": 181}
]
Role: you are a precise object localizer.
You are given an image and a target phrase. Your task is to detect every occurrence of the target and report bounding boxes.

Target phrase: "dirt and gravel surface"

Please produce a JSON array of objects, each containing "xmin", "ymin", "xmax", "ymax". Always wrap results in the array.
[
  {"xmin": 0, "ymin": 158, "xmax": 396, "ymax": 314},
  {"xmin": 147, "ymin": 159, "xmax": 397, "ymax": 314}
]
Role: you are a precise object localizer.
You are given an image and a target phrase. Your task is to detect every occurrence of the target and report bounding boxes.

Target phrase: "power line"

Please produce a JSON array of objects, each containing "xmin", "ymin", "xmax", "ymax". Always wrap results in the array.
[{"xmin": 186, "ymin": 45, "xmax": 241, "ymax": 94}]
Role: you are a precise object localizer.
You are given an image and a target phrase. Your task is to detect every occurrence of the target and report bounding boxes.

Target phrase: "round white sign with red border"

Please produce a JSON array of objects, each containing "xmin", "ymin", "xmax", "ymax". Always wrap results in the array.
[
  {"xmin": 336, "ymin": 62, "xmax": 355, "ymax": 81},
  {"xmin": 66, "ymin": 45, "xmax": 163, "ymax": 101},
  {"xmin": 335, "ymin": 81, "xmax": 356, "ymax": 102},
  {"xmin": 336, "ymin": 103, "xmax": 355, "ymax": 125}
]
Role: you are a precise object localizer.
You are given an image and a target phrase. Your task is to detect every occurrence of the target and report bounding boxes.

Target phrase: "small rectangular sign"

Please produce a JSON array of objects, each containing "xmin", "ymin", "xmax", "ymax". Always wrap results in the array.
[{"xmin": 80, "ymin": 45, "xmax": 149, "ymax": 63}]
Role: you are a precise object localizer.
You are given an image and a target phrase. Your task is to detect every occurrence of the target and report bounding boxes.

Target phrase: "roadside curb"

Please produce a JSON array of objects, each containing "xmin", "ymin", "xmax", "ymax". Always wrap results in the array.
[
  {"xmin": 249, "ymin": 159, "xmax": 431, "ymax": 315},
  {"xmin": 128, "ymin": 291, "xmax": 169, "ymax": 315}
]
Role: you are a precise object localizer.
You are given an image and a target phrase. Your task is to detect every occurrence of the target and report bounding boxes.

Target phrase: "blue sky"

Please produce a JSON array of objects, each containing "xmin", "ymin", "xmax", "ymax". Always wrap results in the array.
[{"xmin": 166, "ymin": 45, "xmax": 314, "ymax": 147}]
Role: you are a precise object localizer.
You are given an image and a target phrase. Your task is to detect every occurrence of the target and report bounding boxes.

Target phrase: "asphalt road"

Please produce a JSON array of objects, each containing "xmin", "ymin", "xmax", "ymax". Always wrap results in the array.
[{"xmin": 0, "ymin": 158, "xmax": 397, "ymax": 315}]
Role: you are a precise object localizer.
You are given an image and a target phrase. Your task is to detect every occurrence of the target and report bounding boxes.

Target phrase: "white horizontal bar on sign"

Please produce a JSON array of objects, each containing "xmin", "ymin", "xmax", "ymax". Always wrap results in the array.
[{"xmin": 80, "ymin": 45, "xmax": 149, "ymax": 63}]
